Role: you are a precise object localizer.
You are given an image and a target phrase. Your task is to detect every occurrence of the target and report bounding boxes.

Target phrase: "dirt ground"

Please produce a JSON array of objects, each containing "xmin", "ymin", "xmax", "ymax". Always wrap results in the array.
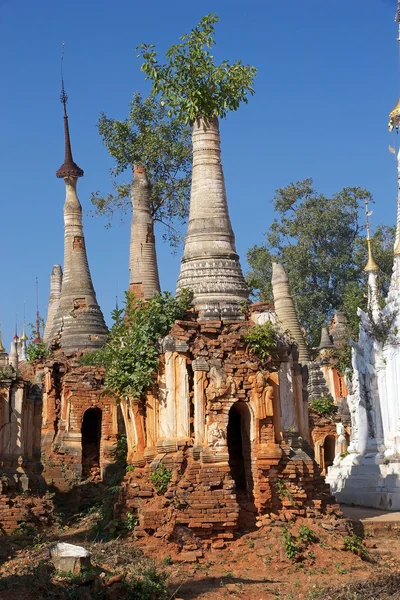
[{"xmin": 0, "ymin": 512, "xmax": 400, "ymax": 600}]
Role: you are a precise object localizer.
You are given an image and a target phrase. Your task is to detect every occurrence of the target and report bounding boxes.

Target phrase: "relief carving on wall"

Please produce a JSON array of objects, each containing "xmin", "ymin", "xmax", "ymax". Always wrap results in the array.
[
  {"xmin": 207, "ymin": 421, "xmax": 227, "ymax": 448},
  {"xmin": 249, "ymin": 371, "xmax": 274, "ymax": 420},
  {"xmin": 206, "ymin": 364, "xmax": 236, "ymax": 401}
]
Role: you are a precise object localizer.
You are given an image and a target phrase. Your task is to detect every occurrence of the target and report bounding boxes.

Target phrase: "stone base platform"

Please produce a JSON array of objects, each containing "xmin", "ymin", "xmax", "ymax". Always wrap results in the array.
[
  {"xmin": 327, "ymin": 455, "xmax": 400, "ymax": 511},
  {"xmin": 341, "ymin": 504, "xmax": 400, "ymax": 538}
]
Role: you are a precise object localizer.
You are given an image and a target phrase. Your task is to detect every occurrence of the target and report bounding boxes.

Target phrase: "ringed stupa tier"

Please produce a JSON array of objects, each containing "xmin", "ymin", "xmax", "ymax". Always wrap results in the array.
[
  {"xmin": 50, "ymin": 78, "xmax": 108, "ymax": 352},
  {"xmin": 271, "ymin": 263, "xmax": 310, "ymax": 365},
  {"xmin": 129, "ymin": 165, "xmax": 160, "ymax": 299},
  {"xmin": 176, "ymin": 116, "xmax": 248, "ymax": 319}
]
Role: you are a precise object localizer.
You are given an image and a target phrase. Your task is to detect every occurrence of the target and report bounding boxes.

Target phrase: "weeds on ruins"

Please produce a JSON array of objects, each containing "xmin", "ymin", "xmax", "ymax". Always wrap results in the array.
[
  {"xmin": 244, "ymin": 321, "xmax": 291, "ymax": 363},
  {"xmin": 80, "ymin": 289, "xmax": 193, "ymax": 398},
  {"xmin": 309, "ymin": 396, "xmax": 338, "ymax": 418}
]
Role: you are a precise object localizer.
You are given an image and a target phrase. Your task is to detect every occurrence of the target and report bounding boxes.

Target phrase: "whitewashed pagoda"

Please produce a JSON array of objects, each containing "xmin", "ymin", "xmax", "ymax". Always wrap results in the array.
[{"xmin": 326, "ymin": 1, "xmax": 400, "ymax": 509}]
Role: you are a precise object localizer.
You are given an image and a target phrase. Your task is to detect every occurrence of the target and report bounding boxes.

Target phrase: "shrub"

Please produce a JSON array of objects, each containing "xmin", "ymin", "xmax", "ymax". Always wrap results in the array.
[
  {"xmin": 80, "ymin": 290, "xmax": 193, "ymax": 399},
  {"xmin": 244, "ymin": 321, "xmax": 289, "ymax": 362},
  {"xmin": 343, "ymin": 535, "xmax": 370, "ymax": 560},
  {"xmin": 150, "ymin": 463, "xmax": 172, "ymax": 494},
  {"xmin": 298, "ymin": 525, "xmax": 318, "ymax": 545},
  {"xmin": 283, "ymin": 527, "xmax": 301, "ymax": 562},
  {"xmin": 309, "ymin": 395, "xmax": 337, "ymax": 418},
  {"xmin": 26, "ymin": 340, "xmax": 49, "ymax": 362}
]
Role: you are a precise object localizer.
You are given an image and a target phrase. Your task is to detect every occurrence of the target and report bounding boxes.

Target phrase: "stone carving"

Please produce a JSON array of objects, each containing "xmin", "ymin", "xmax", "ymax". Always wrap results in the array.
[
  {"xmin": 206, "ymin": 364, "xmax": 236, "ymax": 401},
  {"xmin": 249, "ymin": 372, "xmax": 274, "ymax": 420},
  {"xmin": 207, "ymin": 422, "xmax": 226, "ymax": 447}
]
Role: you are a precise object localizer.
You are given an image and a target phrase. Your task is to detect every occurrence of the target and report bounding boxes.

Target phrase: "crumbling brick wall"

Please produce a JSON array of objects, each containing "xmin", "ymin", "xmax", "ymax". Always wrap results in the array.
[
  {"xmin": 40, "ymin": 353, "xmax": 119, "ymax": 491},
  {"xmin": 0, "ymin": 492, "xmax": 53, "ymax": 534},
  {"xmin": 118, "ymin": 317, "xmax": 338, "ymax": 541}
]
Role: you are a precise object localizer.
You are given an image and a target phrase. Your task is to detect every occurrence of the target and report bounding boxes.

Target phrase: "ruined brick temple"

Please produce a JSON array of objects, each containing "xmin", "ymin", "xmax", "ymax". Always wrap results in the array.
[{"xmin": 0, "ymin": 90, "xmax": 339, "ymax": 538}]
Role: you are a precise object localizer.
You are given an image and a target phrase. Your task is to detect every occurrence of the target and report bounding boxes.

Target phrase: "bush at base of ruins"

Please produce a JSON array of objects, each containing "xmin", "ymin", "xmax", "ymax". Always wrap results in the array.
[
  {"xmin": 80, "ymin": 289, "xmax": 193, "ymax": 399},
  {"xmin": 343, "ymin": 535, "xmax": 370, "ymax": 561},
  {"xmin": 309, "ymin": 396, "xmax": 337, "ymax": 418}
]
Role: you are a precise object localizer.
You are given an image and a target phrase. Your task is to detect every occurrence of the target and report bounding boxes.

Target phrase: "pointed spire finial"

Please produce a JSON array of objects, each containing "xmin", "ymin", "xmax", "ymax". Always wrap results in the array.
[
  {"xmin": 32, "ymin": 277, "xmax": 42, "ymax": 344},
  {"xmin": 364, "ymin": 199, "xmax": 379, "ymax": 272},
  {"xmin": 56, "ymin": 42, "xmax": 84, "ymax": 179},
  {"xmin": 19, "ymin": 301, "xmax": 28, "ymax": 342}
]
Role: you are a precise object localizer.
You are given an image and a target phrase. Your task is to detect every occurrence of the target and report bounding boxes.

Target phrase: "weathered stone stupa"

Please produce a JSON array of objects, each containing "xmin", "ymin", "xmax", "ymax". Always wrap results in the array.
[
  {"xmin": 176, "ymin": 116, "xmax": 248, "ymax": 319},
  {"xmin": 50, "ymin": 81, "xmax": 108, "ymax": 352},
  {"xmin": 271, "ymin": 263, "xmax": 310, "ymax": 364},
  {"xmin": 129, "ymin": 165, "xmax": 160, "ymax": 299},
  {"xmin": 43, "ymin": 265, "xmax": 63, "ymax": 344}
]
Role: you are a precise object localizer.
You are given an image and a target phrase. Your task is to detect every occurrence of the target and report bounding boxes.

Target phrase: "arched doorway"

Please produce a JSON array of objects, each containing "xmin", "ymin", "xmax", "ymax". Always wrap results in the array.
[
  {"xmin": 81, "ymin": 408, "xmax": 102, "ymax": 479},
  {"xmin": 227, "ymin": 402, "xmax": 255, "ymax": 527},
  {"xmin": 324, "ymin": 434, "xmax": 336, "ymax": 472}
]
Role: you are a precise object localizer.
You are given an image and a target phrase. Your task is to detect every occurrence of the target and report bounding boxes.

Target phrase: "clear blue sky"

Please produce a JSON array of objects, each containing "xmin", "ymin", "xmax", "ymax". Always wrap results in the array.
[{"xmin": 0, "ymin": 0, "xmax": 398, "ymax": 346}]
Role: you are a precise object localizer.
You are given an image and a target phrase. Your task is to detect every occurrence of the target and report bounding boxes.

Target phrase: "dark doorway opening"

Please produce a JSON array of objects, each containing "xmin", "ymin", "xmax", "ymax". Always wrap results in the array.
[
  {"xmin": 227, "ymin": 402, "xmax": 255, "ymax": 529},
  {"xmin": 81, "ymin": 408, "xmax": 102, "ymax": 479},
  {"xmin": 324, "ymin": 434, "xmax": 336, "ymax": 471}
]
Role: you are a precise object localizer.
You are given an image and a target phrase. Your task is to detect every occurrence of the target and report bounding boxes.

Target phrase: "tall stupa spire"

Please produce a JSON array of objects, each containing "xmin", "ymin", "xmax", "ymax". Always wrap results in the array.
[
  {"xmin": 129, "ymin": 165, "xmax": 160, "ymax": 300},
  {"xmin": 271, "ymin": 263, "xmax": 310, "ymax": 365},
  {"xmin": 56, "ymin": 43, "xmax": 84, "ymax": 180},
  {"xmin": 364, "ymin": 200, "xmax": 380, "ymax": 318},
  {"xmin": 51, "ymin": 46, "xmax": 108, "ymax": 351},
  {"xmin": 176, "ymin": 116, "xmax": 248, "ymax": 319}
]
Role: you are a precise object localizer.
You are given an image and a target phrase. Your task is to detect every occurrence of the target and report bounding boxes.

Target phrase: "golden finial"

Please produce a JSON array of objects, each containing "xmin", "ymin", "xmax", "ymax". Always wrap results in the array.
[
  {"xmin": 19, "ymin": 324, "xmax": 28, "ymax": 342},
  {"xmin": 19, "ymin": 303, "xmax": 28, "ymax": 342},
  {"xmin": 389, "ymin": 98, "xmax": 400, "ymax": 132},
  {"xmin": 364, "ymin": 200, "xmax": 379, "ymax": 272}
]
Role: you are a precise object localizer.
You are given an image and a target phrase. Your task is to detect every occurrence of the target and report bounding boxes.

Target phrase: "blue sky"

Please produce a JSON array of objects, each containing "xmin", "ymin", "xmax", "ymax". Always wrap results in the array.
[{"xmin": 0, "ymin": 0, "xmax": 398, "ymax": 346}]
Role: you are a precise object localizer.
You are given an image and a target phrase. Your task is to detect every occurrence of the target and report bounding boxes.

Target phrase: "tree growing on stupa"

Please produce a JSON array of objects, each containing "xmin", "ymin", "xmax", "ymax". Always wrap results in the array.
[
  {"xmin": 91, "ymin": 92, "xmax": 192, "ymax": 247},
  {"xmin": 138, "ymin": 14, "xmax": 257, "ymax": 316}
]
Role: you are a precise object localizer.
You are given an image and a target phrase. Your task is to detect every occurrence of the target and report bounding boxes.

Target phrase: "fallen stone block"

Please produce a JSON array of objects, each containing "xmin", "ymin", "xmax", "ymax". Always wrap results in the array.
[{"xmin": 49, "ymin": 542, "xmax": 91, "ymax": 574}]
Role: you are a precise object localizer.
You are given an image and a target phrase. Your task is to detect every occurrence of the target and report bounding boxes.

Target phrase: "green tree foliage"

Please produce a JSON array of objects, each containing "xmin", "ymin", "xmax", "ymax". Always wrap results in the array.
[
  {"xmin": 246, "ymin": 178, "xmax": 395, "ymax": 347},
  {"xmin": 137, "ymin": 14, "xmax": 257, "ymax": 124},
  {"xmin": 81, "ymin": 290, "xmax": 193, "ymax": 399},
  {"xmin": 91, "ymin": 93, "xmax": 192, "ymax": 246}
]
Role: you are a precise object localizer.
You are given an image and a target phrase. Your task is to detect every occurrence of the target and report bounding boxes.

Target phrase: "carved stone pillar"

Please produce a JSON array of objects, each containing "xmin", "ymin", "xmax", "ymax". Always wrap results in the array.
[
  {"xmin": 176, "ymin": 355, "xmax": 190, "ymax": 440},
  {"xmin": 278, "ymin": 362, "xmax": 297, "ymax": 431},
  {"xmin": 293, "ymin": 365, "xmax": 307, "ymax": 439},
  {"xmin": 268, "ymin": 372, "xmax": 282, "ymax": 442},
  {"xmin": 131, "ymin": 401, "xmax": 146, "ymax": 467},
  {"xmin": 192, "ymin": 358, "xmax": 209, "ymax": 448},
  {"xmin": 144, "ymin": 390, "xmax": 158, "ymax": 463}
]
